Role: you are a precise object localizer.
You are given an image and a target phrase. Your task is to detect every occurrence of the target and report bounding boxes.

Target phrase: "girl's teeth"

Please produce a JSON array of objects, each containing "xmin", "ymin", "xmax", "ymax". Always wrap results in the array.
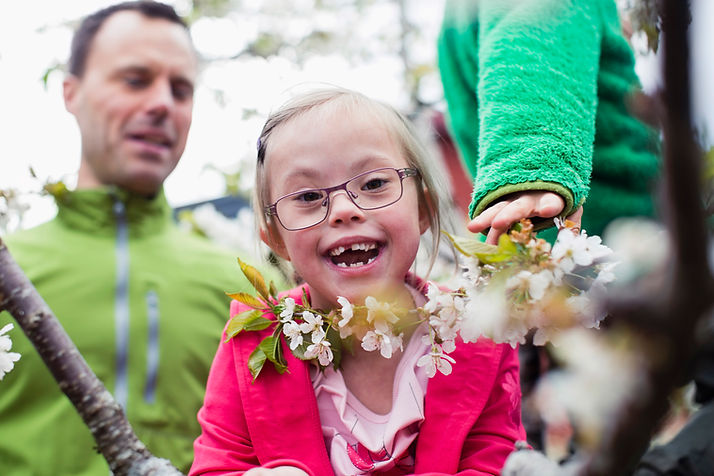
[
  {"xmin": 335, "ymin": 257, "xmax": 376, "ymax": 268},
  {"xmin": 331, "ymin": 242, "xmax": 376, "ymax": 256}
]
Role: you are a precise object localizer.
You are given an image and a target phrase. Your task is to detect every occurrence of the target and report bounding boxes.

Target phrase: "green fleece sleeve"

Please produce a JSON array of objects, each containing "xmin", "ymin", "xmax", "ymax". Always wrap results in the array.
[
  {"xmin": 440, "ymin": 0, "xmax": 605, "ymax": 220},
  {"xmin": 471, "ymin": 0, "xmax": 603, "ymax": 219}
]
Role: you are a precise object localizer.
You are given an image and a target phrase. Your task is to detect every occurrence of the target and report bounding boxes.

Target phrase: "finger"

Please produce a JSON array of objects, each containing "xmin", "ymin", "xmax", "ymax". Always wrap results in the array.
[
  {"xmin": 489, "ymin": 198, "xmax": 538, "ymax": 231},
  {"xmin": 566, "ymin": 206, "xmax": 583, "ymax": 228},
  {"xmin": 533, "ymin": 193, "xmax": 565, "ymax": 218},
  {"xmin": 466, "ymin": 201, "xmax": 508, "ymax": 234},
  {"xmin": 485, "ymin": 221, "xmax": 509, "ymax": 244}
]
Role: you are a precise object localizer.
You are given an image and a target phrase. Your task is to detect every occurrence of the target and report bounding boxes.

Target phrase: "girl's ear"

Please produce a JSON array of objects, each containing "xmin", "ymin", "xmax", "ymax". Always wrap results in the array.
[
  {"xmin": 260, "ymin": 227, "xmax": 291, "ymax": 261},
  {"xmin": 418, "ymin": 189, "xmax": 433, "ymax": 235}
]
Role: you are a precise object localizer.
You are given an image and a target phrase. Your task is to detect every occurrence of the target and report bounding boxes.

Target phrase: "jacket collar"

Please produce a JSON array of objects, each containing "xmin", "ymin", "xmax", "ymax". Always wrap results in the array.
[{"xmin": 54, "ymin": 186, "xmax": 173, "ymax": 237}]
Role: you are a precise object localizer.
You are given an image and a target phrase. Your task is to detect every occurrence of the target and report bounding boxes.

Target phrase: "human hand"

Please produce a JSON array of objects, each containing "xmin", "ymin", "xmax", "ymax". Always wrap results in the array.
[
  {"xmin": 468, "ymin": 192, "xmax": 581, "ymax": 244},
  {"xmin": 243, "ymin": 466, "xmax": 310, "ymax": 476}
]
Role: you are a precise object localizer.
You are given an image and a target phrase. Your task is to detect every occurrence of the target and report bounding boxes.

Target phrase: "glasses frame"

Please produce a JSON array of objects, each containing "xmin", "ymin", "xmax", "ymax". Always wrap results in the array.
[{"xmin": 265, "ymin": 167, "xmax": 419, "ymax": 231}]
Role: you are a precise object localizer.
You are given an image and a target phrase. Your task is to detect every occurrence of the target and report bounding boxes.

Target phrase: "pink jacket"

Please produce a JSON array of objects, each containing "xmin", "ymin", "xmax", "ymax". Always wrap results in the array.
[{"xmin": 190, "ymin": 284, "xmax": 526, "ymax": 476}]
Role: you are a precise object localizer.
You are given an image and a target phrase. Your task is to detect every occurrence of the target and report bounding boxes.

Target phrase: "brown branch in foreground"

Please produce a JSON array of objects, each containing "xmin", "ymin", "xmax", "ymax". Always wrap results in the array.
[
  {"xmin": 583, "ymin": 0, "xmax": 714, "ymax": 474},
  {"xmin": 0, "ymin": 237, "xmax": 183, "ymax": 476}
]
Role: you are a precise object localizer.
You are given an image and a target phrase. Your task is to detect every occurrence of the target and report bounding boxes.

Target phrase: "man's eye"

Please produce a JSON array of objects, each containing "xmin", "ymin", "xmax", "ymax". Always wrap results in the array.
[
  {"xmin": 124, "ymin": 76, "xmax": 147, "ymax": 88},
  {"xmin": 172, "ymin": 82, "xmax": 194, "ymax": 101}
]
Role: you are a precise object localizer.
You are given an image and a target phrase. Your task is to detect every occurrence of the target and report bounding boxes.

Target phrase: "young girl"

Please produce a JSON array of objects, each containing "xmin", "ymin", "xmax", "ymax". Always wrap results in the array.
[{"xmin": 190, "ymin": 88, "xmax": 526, "ymax": 476}]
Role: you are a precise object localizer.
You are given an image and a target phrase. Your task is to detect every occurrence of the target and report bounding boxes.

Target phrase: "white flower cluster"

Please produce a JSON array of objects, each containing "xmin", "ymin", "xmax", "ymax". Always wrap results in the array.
[
  {"xmin": 0, "ymin": 323, "xmax": 21, "ymax": 380},
  {"xmin": 232, "ymin": 221, "xmax": 618, "ymax": 380},
  {"xmin": 411, "ymin": 222, "xmax": 619, "ymax": 377},
  {"xmin": 0, "ymin": 188, "xmax": 31, "ymax": 234},
  {"xmin": 279, "ymin": 295, "xmax": 406, "ymax": 367},
  {"xmin": 455, "ymin": 223, "xmax": 617, "ymax": 349}
]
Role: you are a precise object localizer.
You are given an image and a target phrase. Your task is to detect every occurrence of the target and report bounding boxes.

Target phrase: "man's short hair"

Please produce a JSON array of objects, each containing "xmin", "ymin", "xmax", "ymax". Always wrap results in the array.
[{"xmin": 68, "ymin": 1, "xmax": 189, "ymax": 77}]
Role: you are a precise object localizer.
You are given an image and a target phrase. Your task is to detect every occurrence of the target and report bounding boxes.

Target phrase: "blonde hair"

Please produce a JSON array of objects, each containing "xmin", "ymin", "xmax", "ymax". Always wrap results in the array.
[{"xmin": 253, "ymin": 87, "xmax": 448, "ymax": 276}]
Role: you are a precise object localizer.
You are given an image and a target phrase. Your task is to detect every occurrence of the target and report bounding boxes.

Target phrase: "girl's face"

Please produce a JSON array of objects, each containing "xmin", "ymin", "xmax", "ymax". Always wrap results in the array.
[{"xmin": 262, "ymin": 105, "xmax": 429, "ymax": 311}]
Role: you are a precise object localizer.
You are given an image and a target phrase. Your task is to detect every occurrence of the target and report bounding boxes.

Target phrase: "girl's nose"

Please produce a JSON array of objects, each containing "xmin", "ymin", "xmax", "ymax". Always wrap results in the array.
[{"xmin": 327, "ymin": 190, "xmax": 365, "ymax": 226}]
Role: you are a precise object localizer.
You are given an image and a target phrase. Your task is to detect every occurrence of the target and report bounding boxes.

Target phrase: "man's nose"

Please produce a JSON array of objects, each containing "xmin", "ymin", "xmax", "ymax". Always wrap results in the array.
[
  {"xmin": 145, "ymin": 80, "xmax": 174, "ymax": 120},
  {"xmin": 327, "ymin": 190, "xmax": 365, "ymax": 226}
]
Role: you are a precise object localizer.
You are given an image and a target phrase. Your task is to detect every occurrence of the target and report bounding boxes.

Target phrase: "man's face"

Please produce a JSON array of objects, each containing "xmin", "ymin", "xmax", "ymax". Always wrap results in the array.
[{"xmin": 64, "ymin": 11, "xmax": 198, "ymax": 196}]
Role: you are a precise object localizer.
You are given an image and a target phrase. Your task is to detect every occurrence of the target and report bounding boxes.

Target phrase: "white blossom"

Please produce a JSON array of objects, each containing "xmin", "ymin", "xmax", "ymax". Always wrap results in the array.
[
  {"xmin": 505, "ymin": 270, "xmax": 553, "ymax": 302},
  {"xmin": 305, "ymin": 338, "xmax": 333, "ymax": 366},
  {"xmin": 279, "ymin": 297, "xmax": 296, "ymax": 322},
  {"xmin": 0, "ymin": 323, "xmax": 21, "ymax": 380},
  {"xmin": 299, "ymin": 310, "xmax": 323, "ymax": 334},
  {"xmin": 365, "ymin": 296, "xmax": 399, "ymax": 324},
  {"xmin": 459, "ymin": 256, "xmax": 483, "ymax": 286},
  {"xmin": 459, "ymin": 287, "xmax": 510, "ymax": 344},
  {"xmin": 336, "ymin": 296, "xmax": 353, "ymax": 327},
  {"xmin": 552, "ymin": 230, "xmax": 593, "ymax": 272},
  {"xmin": 566, "ymin": 294, "xmax": 605, "ymax": 329},
  {"xmin": 361, "ymin": 326, "xmax": 402, "ymax": 358},
  {"xmin": 282, "ymin": 321, "xmax": 303, "ymax": 350},
  {"xmin": 603, "ymin": 218, "xmax": 669, "ymax": 283},
  {"xmin": 417, "ymin": 348, "xmax": 456, "ymax": 378},
  {"xmin": 423, "ymin": 285, "xmax": 443, "ymax": 314}
]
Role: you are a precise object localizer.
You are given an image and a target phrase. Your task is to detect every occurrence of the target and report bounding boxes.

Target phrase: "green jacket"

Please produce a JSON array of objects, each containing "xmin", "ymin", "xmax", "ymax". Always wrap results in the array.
[
  {"xmin": 0, "ymin": 187, "xmax": 265, "ymax": 475},
  {"xmin": 438, "ymin": 0, "xmax": 660, "ymax": 237}
]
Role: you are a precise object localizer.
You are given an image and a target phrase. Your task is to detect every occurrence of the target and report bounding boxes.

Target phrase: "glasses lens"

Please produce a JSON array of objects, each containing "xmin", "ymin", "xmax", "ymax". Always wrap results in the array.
[
  {"xmin": 275, "ymin": 189, "xmax": 328, "ymax": 230},
  {"xmin": 272, "ymin": 168, "xmax": 406, "ymax": 231},
  {"xmin": 347, "ymin": 168, "xmax": 403, "ymax": 210}
]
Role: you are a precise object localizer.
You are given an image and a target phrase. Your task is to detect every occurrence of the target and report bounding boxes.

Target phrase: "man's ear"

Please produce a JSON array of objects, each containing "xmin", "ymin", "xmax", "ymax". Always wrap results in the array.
[
  {"xmin": 260, "ymin": 227, "xmax": 290, "ymax": 261},
  {"xmin": 63, "ymin": 75, "xmax": 80, "ymax": 115}
]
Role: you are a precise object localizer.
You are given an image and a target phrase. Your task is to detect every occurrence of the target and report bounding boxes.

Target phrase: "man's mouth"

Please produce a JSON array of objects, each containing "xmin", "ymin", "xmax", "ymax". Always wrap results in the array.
[
  {"xmin": 128, "ymin": 133, "xmax": 172, "ymax": 148},
  {"xmin": 328, "ymin": 242, "xmax": 380, "ymax": 268}
]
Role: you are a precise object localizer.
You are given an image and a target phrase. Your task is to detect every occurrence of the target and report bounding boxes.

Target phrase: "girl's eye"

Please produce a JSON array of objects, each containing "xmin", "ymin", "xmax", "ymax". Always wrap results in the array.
[
  {"xmin": 294, "ymin": 190, "xmax": 324, "ymax": 203},
  {"xmin": 362, "ymin": 178, "xmax": 387, "ymax": 191}
]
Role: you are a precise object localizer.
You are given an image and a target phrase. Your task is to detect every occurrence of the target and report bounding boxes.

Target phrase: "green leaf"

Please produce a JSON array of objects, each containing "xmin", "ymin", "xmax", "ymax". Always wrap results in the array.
[
  {"xmin": 224, "ymin": 310, "xmax": 273, "ymax": 341},
  {"xmin": 259, "ymin": 336, "xmax": 288, "ymax": 374},
  {"xmin": 269, "ymin": 280, "xmax": 278, "ymax": 300},
  {"xmin": 301, "ymin": 287, "xmax": 310, "ymax": 307},
  {"xmin": 442, "ymin": 231, "xmax": 498, "ymax": 257},
  {"xmin": 325, "ymin": 327, "xmax": 343, "ymax": 370},
  {"xmin": 248, "ymin": 347, "xmax": 267, "ymax": 381},
  {"xmin": 237, "ymin": 258, "xmax": 270, "ymax": 300},
  {"xmin": 291, "ymin": 337, "xmax": 311, "ymax": 361},
  {"xmin": 225, "ymin": 292, "xmax": 265, "ymax": 309}
]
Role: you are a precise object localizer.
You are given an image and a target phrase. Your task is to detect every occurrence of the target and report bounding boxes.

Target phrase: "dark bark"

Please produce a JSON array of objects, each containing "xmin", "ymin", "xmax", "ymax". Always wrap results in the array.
[
  {"xmin": 0, "ymin": 237, "xmax": 183, "ymax": 476},
  {"xmin": 584, "ymin": 0, "xmax": 714, "ymax": 474}
]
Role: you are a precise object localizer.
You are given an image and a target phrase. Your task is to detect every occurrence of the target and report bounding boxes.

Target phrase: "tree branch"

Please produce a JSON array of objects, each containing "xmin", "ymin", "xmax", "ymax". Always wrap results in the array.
[{"xmin": 583, "ymin": 0, "xmax": 714, "ymax": 474}]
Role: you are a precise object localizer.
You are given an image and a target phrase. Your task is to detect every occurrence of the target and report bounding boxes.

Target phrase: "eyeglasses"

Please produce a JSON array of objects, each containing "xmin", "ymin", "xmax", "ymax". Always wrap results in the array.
[{"xmin": 265, "ymin": 167, "xmax": 419, "ymax": 231}]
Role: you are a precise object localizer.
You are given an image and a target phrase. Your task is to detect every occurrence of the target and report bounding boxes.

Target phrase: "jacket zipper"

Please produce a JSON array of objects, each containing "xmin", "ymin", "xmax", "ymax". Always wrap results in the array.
[
  {"xmin": 144, "ymin": 290, "xmax": 159, "ymax": 403},
  {"xmin": 113, "ymin": 198, "xmax": 130, "ymax": 409}
]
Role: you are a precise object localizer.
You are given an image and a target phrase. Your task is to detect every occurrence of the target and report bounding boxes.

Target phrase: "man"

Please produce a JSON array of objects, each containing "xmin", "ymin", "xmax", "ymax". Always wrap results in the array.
[{"xmin": 0, "ymin": 2, "xmax": 273, "ymax": 474}]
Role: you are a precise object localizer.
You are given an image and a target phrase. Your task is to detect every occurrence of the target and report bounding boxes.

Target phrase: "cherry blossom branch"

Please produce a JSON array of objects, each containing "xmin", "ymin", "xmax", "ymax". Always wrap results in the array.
[{"xmin": 0, "ymin": 237, "xmax": 183, "ymax": 476}]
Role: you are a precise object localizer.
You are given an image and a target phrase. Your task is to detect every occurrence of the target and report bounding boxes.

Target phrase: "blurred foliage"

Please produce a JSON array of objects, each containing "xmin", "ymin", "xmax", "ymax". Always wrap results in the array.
[
  {"xmin": 619, "ymin": 0, "xmax": 661, "ymax": 52},
  {"xmin": 704, "ymin": 145, "xmax": 714, "ymax": 217},
  {"xmin": 185, "ymin": 0, "xmax": 237, "ymax": 23}
]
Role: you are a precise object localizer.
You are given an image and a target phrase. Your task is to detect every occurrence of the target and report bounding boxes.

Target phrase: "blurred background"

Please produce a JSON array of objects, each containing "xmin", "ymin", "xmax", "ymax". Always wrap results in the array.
[{"xmin": 1, "ymin": 0, "xmax": 712, "ymax": 234}]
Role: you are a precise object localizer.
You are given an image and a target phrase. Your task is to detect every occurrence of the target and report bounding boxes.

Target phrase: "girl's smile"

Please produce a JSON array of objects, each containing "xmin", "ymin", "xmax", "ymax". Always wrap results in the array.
[{"xmin": 325, "ymin": 238, "xmax": 381, "ymax": 268}]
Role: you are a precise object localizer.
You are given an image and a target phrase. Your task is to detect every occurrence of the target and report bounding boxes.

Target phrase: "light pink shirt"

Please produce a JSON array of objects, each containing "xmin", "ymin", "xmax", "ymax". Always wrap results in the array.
[{"xmin": 312, "ymin": 325, "xmax": 430, "ymax": 476}]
